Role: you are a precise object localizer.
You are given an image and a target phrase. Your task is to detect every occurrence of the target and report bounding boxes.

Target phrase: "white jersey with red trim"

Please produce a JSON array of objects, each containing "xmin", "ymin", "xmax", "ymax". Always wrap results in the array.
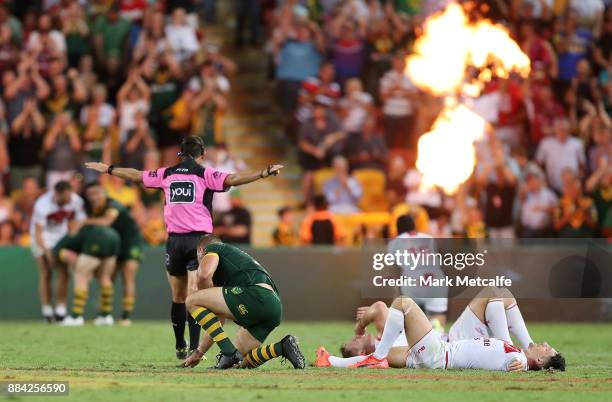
[
  {"xmin": 387, "ymin": 231, "xmax": 448, "ymax": 308},
  {"xmin": 29, "ymin": 191, "xmax": 86, "ymax": 255},
  {"xmin": 448, "ymin": 338, "xmax": 527, "ymax": 371}
]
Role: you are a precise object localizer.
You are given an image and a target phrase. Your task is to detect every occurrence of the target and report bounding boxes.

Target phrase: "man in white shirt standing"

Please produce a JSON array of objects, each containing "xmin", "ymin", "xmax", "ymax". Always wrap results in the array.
[
  {"xmin": 30, "ymin": 181, "xmax": 85, "ymax": 322},
  {"xmin": 535, "ymin": 117, "xmax": 585, "ymax": 193},
  {"xmin": 379, "ymin": 52, "xmax": 418, "ymax": 150}
]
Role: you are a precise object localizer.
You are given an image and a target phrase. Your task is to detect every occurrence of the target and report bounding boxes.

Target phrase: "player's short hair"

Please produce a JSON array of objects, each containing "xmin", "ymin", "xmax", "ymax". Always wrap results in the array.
[
  {"xmin": 544, "ymin": 353, "xmax": 566, "ymax": 371},
  {"xmin": 54, "ymin": 180, "xmax": 72, "ymax": 193},
  {"xmin": 396, "ymin": 214, "xmax": 415, "ymax": 234},
  {"xmin": 312, "ymin": 195, "xmax": 328, "ymax": 211},
  {"xmin": 179, "ymin": 136, "xmax": 205, "ymax": 159},
  {"xmin": 198, "ymin": 233, "xmax": 222, "ymax": 250}
]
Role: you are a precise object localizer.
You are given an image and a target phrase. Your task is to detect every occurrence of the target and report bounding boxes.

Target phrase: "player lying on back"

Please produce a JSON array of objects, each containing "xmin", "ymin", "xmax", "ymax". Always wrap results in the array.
[
  {"xmin": 331, "ymin": 287, "xmax": 557, "ymax": 362},
  {"xmin": 179, "ymin": 234, "xmax": 305, "ymax": 369},
  {"xmin": 315, "ymin": 294, "xmax": 565, "ymax": 372}
]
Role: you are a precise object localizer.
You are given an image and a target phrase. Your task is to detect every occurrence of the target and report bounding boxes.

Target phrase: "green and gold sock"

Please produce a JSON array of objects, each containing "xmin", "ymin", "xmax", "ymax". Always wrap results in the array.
[
  {"xmin": 122, "ymin": 297, "xmax": 135, "ymax": 320},
  {"xmin": 243, "ymin": 342, "xmax": 283, "ymax": 368},
  {"xmin": 99, "ymin": 286, "xmax": 114, "ymax": 316},
  {"xmin": 191, "ymin": 307, "xmax": 236, "ymax": 354},
  {"xmin": 72, "ymin": 288, "xmax": 88, "ymax": 317}
]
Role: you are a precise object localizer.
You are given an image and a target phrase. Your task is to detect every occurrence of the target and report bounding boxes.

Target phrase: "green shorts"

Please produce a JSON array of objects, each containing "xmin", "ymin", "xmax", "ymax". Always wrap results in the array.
[
  {"xmin": 80, "ymin": 226, "xmax": 120, "ymax": 258},
  {"xmin": 223, "ymin": 285, "xmax": 282, "ymax": 342},
  {"xmin": 118, "ymin": 234, "xmax": 144, "ymax": 262}
]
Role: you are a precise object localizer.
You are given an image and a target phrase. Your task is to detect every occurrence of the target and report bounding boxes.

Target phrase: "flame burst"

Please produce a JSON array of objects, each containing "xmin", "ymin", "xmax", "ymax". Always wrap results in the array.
[{"xmin": 407, "ymin": 3, "xmax": 530, "ymax": 194}]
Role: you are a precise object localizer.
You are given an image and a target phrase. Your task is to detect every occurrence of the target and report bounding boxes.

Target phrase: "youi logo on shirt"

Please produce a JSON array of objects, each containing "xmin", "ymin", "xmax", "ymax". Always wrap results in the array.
[{"xmin": 169, "ymin": 181, "xmax": 196, "ymax": 203}]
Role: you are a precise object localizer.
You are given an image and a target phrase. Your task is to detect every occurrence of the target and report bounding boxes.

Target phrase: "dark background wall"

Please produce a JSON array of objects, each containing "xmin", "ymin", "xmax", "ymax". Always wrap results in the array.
[{"xmin": 1, "ymin": 246, "xmax": 611, "ymax": 321}]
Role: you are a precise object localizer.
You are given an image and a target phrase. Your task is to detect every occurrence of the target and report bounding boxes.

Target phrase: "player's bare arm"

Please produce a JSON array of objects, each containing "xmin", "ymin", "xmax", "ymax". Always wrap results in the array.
[
  {"xmin": 84, "ymin": 162, "xmax": 144, "ymax": 183},
  {"xmin": 224, "ymin": 164, "xmax": 284, "ymax": 187},
  {"xmin": 196, "ymin": 252, "xmax": 219, "ymax": 290},
  {"xmin": 355, "ymin": 301, "xmax": 388, "ymax": 337}
]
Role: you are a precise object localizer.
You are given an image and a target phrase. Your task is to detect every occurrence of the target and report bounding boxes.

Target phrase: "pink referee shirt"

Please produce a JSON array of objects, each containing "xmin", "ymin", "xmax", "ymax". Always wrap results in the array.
[{"xmin": 142, "ymin": 159, "xmax": 229, "ymax": 234}]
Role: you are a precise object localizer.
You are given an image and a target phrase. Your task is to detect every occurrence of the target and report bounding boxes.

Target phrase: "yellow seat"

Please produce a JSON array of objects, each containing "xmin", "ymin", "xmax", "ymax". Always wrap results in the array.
[
  {"xmin": 353, "ymin": 169, "xmax": 388, "ymax": 212},
  {"xmin": 312, "ymin": 168, "xmax": 335, "ymax": 194}
]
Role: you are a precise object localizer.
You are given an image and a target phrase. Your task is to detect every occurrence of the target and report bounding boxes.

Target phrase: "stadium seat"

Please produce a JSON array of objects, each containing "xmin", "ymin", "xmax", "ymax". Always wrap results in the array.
[
  {"xmin": 353, "ymin": 169, "xmax": 388, "ymax": 212},
  {"xmin": 312, "ymin": 168, "xmax": 335, "ymax": 194}
]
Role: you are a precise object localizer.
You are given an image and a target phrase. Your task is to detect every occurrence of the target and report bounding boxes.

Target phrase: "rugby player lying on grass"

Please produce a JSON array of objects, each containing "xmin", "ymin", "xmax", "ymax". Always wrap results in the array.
[
  {"xmin": 180, "ymin": 234, "xmax": 306, "ymax": 369},
  {"xmin": 316, "ymin": 289, "xmax": 565, "ymax": 371}
]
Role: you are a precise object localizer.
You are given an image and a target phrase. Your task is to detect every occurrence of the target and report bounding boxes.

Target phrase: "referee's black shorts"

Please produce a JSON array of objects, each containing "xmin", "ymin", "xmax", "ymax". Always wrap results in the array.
[{"xmin": 165, "ymin": 232, "xmax": 208, "ymax": 276}]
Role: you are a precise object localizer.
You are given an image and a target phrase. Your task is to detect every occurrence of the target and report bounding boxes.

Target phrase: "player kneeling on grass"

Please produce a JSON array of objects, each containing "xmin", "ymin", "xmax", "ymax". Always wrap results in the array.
[
  {"xmin": 316, "ymin": 294, "xmax": 565, "ymax": 372},
  {"xmin": 54, "ymin": 225, "xmax": 120, "ymax": 326},
  {"xmin": 181, "ymin": 234, "xmax": 305, "ymax": 369}
]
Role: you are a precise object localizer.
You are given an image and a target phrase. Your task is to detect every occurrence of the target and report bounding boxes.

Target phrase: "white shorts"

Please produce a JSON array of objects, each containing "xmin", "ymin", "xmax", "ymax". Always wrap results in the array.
[
  {"xmin": 448, "ymin": 307, "xmax": 490, "ymax": 342},
  {"xmin": 414, "ymin": 297, "xmax": 448, "ymax": 314},
  {"xmin": 405, "ymin": 329, "xmax": 449, "ymax": 369}
]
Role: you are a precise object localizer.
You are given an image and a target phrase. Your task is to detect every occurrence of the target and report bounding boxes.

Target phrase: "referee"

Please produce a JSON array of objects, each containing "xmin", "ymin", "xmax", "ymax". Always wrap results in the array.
[{"xmin": 85, "ymin": 136, "xmax": 283, "ymax": 359}]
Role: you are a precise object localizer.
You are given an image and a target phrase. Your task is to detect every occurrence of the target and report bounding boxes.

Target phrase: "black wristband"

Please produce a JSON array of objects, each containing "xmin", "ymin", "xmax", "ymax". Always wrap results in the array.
[{"xmin": 107, "ymin": 165, "xmax": 115, "ymax": 175}]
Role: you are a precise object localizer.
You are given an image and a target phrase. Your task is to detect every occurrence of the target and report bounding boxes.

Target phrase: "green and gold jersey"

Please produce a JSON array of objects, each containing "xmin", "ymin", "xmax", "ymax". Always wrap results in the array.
[
  {"xmin": 89, "ymin": 198, "xmax": 141, "ymax": 239},
  {"xmin": 205, "ymin": 243, "xmax": 278, "ymax": 291}
]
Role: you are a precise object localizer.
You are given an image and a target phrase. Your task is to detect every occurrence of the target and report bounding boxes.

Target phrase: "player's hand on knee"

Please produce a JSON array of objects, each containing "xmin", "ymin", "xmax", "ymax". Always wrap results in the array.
[{"xmin": 180, "ymin": 349, "xmax": 204, "ymax": 368}]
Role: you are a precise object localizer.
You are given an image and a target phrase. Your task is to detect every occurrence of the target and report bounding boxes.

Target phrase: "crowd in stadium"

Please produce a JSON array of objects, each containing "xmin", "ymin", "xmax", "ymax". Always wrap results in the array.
[
  {"xmin": 271, "ymin": 0, "xmax": 612, "ymax": 244},
  {"xmin": 0, "ymin": 0, "xmax": 610, "ymax": 247}
]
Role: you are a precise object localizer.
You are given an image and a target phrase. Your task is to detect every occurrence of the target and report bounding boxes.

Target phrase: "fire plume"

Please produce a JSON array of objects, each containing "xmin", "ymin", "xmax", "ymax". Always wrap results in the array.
[{"xmin": 406, "ymin": 3, "xmax": 530, "ymax": 194}]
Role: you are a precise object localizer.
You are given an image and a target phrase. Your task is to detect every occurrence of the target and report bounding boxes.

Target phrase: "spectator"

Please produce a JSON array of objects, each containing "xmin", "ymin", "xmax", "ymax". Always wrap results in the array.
[
  {"xmin": 272, "ymin": 206, "xmax": 299, "ymax": 246},
  {"xmin": 477, "ymin": 145, "xmax": 518, "ymax": 239},
  {"xmin": 61, "ymin": 1, "xmax": 90, "ymax": 68},
  {"xmin": 142, "ymin": 201, "xmax": 166, "ymax": 245},
  {"xmin": 536, "ymin": 117, "xmax": 585, "ymax": 193},
  {"xmin": 43, "ymin": 69, "xmax": 87, "ymax": 118},
  {"xmin": 165, "ymin": 7, "xmax": 199, "ymax": 62},
  {"xmin": 585, "ymin": 154, "xmax": 612, "ymax": 237},
  {"xmin": 141, "ymin": 49, "xmax": 182, "ymax": 166},
  {"xmin": 192, "ymin": 60, "xmax": 230, "ymax": 145},
  {"xmin": 404, "ymin": 168, "xmax": 444, "ymax": 219},
  {"xmin": 328, "ymin": 8, "xmax": 367, "ymax": 85},
  {"xmin": 43, "ymin": 112, "xmax": 81, "ymax": 189},
  {"xmin": 588, "ymin": 125, "xmax": 611, "ymax": 174},
  {"xmin": 214, "ymin": 189, "xmax": 252, "ymax": 244},
  {"xmin": 0, "ymin": 181, "xmax": 13, "ymax": 224},
  {"xmin": 339, "ymin": 78, "xmax": 373, "ymax": 134},
  {"xmin": 386, "ymin": 155, "xmax": 408, "ymax": 207},
  {"xmin": 4, "ymin": 56, "xmax": 50, "ymax": 124},
  {"xmin": 26, "ymin": 14, "xmax": 66, "ymax": 56},
  {"xmin": 273, "ymin": 20, "xmax": 325, "ymax": 113},
  {"xmin": 298, "ymin": 101, "xmax": 346, "ymax": 200},
  {"xmin": 300, "ymin": 194, "xmax": 344, "ymax": 244},
  {"xmin": 204, "ymin": 144, "xmax": 245, "ymax": 214},
  {"xmin": 79, "ymin": 84, "xmax": 114, "ymax": 182},
  {"xmin": 344, "ymin": 115, "xmax": 388, "ymax": 171},
  {"xmin": 0, "ymin": 23, "xmax": 19, "ymax": 76},
  {"xmin": 301, "ymin": 62, "xmax": 342, "ymax": 107},
  {"xmin": 235, "ymin": 0, "xmax": 262, "ymax": 47},
  {"xmin": 117, "ymin": 67, "xmax": 150, "ymax": 144},
  {"xmin": 8, "ymin": 98, "xmax": 45, "ymax": 190},
  {"xmin": 323, "ymin": 155, "xmax": 363, "ymax": 214},
  {"xmin": 519, "ymin": 171, "xmax": 558, "ymax": 237},
  {"xmin": 93, "ymin": 3, "xmax": 131, "ymax": 80},
  {"xmin": 12, "ymin": 176, "xmax": 41, "ymax": 235},
  {"xmin": 0, "ymin": 220, "xmax": 15, "ymax": 245},
  {"xmin": 553, "ymin": 176, "xmax": 597, "ymax": 237},
  {"xmin": 379, "ymin": 52, "xmax": 417, "ymax": 149},
  {"xmin": 120, "ymin": 110, "xmax": 155, "ymax": 170}
]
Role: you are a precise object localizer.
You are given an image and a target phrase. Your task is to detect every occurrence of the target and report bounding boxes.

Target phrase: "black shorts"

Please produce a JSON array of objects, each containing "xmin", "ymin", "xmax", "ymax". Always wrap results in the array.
[{"xmin": 165, "ymin": 232, "xmax": 208, "ymax": 276}]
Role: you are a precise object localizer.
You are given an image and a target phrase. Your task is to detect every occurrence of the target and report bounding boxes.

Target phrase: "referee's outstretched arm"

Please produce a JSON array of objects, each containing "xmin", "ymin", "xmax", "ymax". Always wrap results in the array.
[
  {"xmin": 84, "ymin": 162, "xmax": 284, "ymax": 186},
  {"xmin": 84, "ymin": 162, "xmax": 144, "ymax": 182}
]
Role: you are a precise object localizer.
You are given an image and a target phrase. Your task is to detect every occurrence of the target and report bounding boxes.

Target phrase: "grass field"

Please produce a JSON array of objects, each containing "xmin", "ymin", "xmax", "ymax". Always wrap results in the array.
[{"xmin": 1, "ymin": 321, "xmax": 611, "ymax": 402}]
